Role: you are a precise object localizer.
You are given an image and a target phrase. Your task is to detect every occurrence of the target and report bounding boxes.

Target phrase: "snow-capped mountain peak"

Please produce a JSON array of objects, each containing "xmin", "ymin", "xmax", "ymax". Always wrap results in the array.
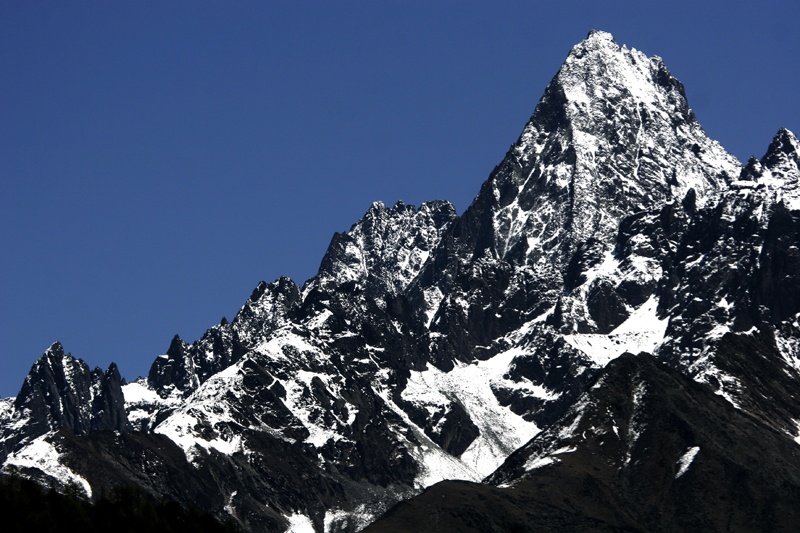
[
  {"xmin": 2, "ymin": 31, "xmax": 799, "ymax": 533},
  {"xmin": 425, "ymin": 30, "xmax": 742, "ymax": 320}
]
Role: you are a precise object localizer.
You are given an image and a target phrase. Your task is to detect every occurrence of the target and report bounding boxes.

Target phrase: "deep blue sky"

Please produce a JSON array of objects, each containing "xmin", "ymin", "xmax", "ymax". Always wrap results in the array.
[{"xmin": 2, "ymin": 1, "xmax": 798, "ymax": 397}]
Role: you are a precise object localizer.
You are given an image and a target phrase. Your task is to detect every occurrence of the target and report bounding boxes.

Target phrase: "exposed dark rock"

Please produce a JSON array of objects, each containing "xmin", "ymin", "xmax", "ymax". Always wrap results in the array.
[{"xmin": 9, "ymin": 343, "xmax": 129, "ymax": 443}]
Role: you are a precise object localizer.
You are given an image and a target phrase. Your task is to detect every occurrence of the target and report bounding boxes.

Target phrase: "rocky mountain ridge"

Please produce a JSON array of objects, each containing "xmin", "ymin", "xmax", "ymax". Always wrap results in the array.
[{"xmin": 2, "ymin": 31, "xmax": 799, "ymax": 532}]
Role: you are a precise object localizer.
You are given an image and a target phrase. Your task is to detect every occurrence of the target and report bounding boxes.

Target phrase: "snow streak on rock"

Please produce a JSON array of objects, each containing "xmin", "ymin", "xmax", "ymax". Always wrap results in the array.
[{"xmin": 675, "ymin": 446, "xmax": 700, "ymax": 478}]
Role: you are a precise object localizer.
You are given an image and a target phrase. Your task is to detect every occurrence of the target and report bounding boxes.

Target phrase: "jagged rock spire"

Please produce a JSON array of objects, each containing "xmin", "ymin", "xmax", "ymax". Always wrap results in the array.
[
  {"xmin": 10, "ymin": 342, "xmax": 128, "ymax": 439},
  {"xmin": 761, "ymin": 128, "xmax": 800, "ymax": 182}
]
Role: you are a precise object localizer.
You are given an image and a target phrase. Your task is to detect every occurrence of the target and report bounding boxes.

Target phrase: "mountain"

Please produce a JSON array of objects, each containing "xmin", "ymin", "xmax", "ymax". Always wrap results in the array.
[{"xmin": 2, "ymin": 30, "xmax": 799, "ymax": 532}]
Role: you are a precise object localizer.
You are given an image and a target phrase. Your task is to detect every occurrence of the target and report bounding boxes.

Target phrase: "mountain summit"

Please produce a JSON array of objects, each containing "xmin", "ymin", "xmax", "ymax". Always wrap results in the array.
[
  {"xmin": 475, "ymin": 29, "xmax": 738, "ymax": 262},
  {"xmin": 2, "ymin": 32, "xmax": 799, "ymax": 532}
]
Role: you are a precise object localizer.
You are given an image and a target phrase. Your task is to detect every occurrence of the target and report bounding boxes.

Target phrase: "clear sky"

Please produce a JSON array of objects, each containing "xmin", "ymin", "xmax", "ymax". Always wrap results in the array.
[{"xmin": 1, "ymin": 1, "xmax": 798, "ymax": 398}]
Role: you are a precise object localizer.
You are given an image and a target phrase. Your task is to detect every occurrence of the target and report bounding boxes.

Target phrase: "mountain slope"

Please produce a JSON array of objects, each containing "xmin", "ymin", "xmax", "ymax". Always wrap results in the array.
[{"xmin": 366, "ymin": 353, "xmax": 800, "ymax": 532}]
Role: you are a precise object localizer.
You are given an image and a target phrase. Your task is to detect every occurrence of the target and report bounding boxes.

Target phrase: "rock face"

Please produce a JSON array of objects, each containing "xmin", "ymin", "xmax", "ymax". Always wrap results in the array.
[
  {"xmin": 3, "ymin": 343, "xmax": 128, "ymax": 444},
  {"xmin": 2, "ymin": 31, "xmax": 800, "ymax": 532}
]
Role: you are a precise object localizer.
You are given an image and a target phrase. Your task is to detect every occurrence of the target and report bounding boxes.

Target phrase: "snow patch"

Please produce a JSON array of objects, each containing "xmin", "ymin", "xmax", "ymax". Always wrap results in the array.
[
  {"xmin": 422, "ymin": 286, "xmax": 444, "ymax": 327},
  {"xmin": 323, "ymin": 502, "xmax": 387, "ymax": 532},
  {"xmin": 524, "ymin": 454, "xmax": 558, "ymax": 471},
  {"xmin": 123, "ymin": 379, "xmax": 165, "ymax": 404},
  {"xmin": 303, "ymin": 309, "xmax": 333, "ymax": 331},
  {"xmin": 285, "ymin": 511, "xmax": 315, "ymax": 533},
  {"xmin": 123, "ymin": 378, "xmax": 184, "ymax": 428},
  {"xmin": 4, "ymin": 434, "xmax": 92, "ymax": 498},
  {"xmin": 402, "ymin": 347, "xmax": 540, "ymax": 478},
  {"xmin": 675, "ymin": 446, "xmax": 700, "ymax": 478},
  {"xmin": 224, "ymin": 491, "xmax": 237, "ymax": 516},
  {"xmin": 563, "ymin": 295, "xmax": 668, "ymax": 366}
]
